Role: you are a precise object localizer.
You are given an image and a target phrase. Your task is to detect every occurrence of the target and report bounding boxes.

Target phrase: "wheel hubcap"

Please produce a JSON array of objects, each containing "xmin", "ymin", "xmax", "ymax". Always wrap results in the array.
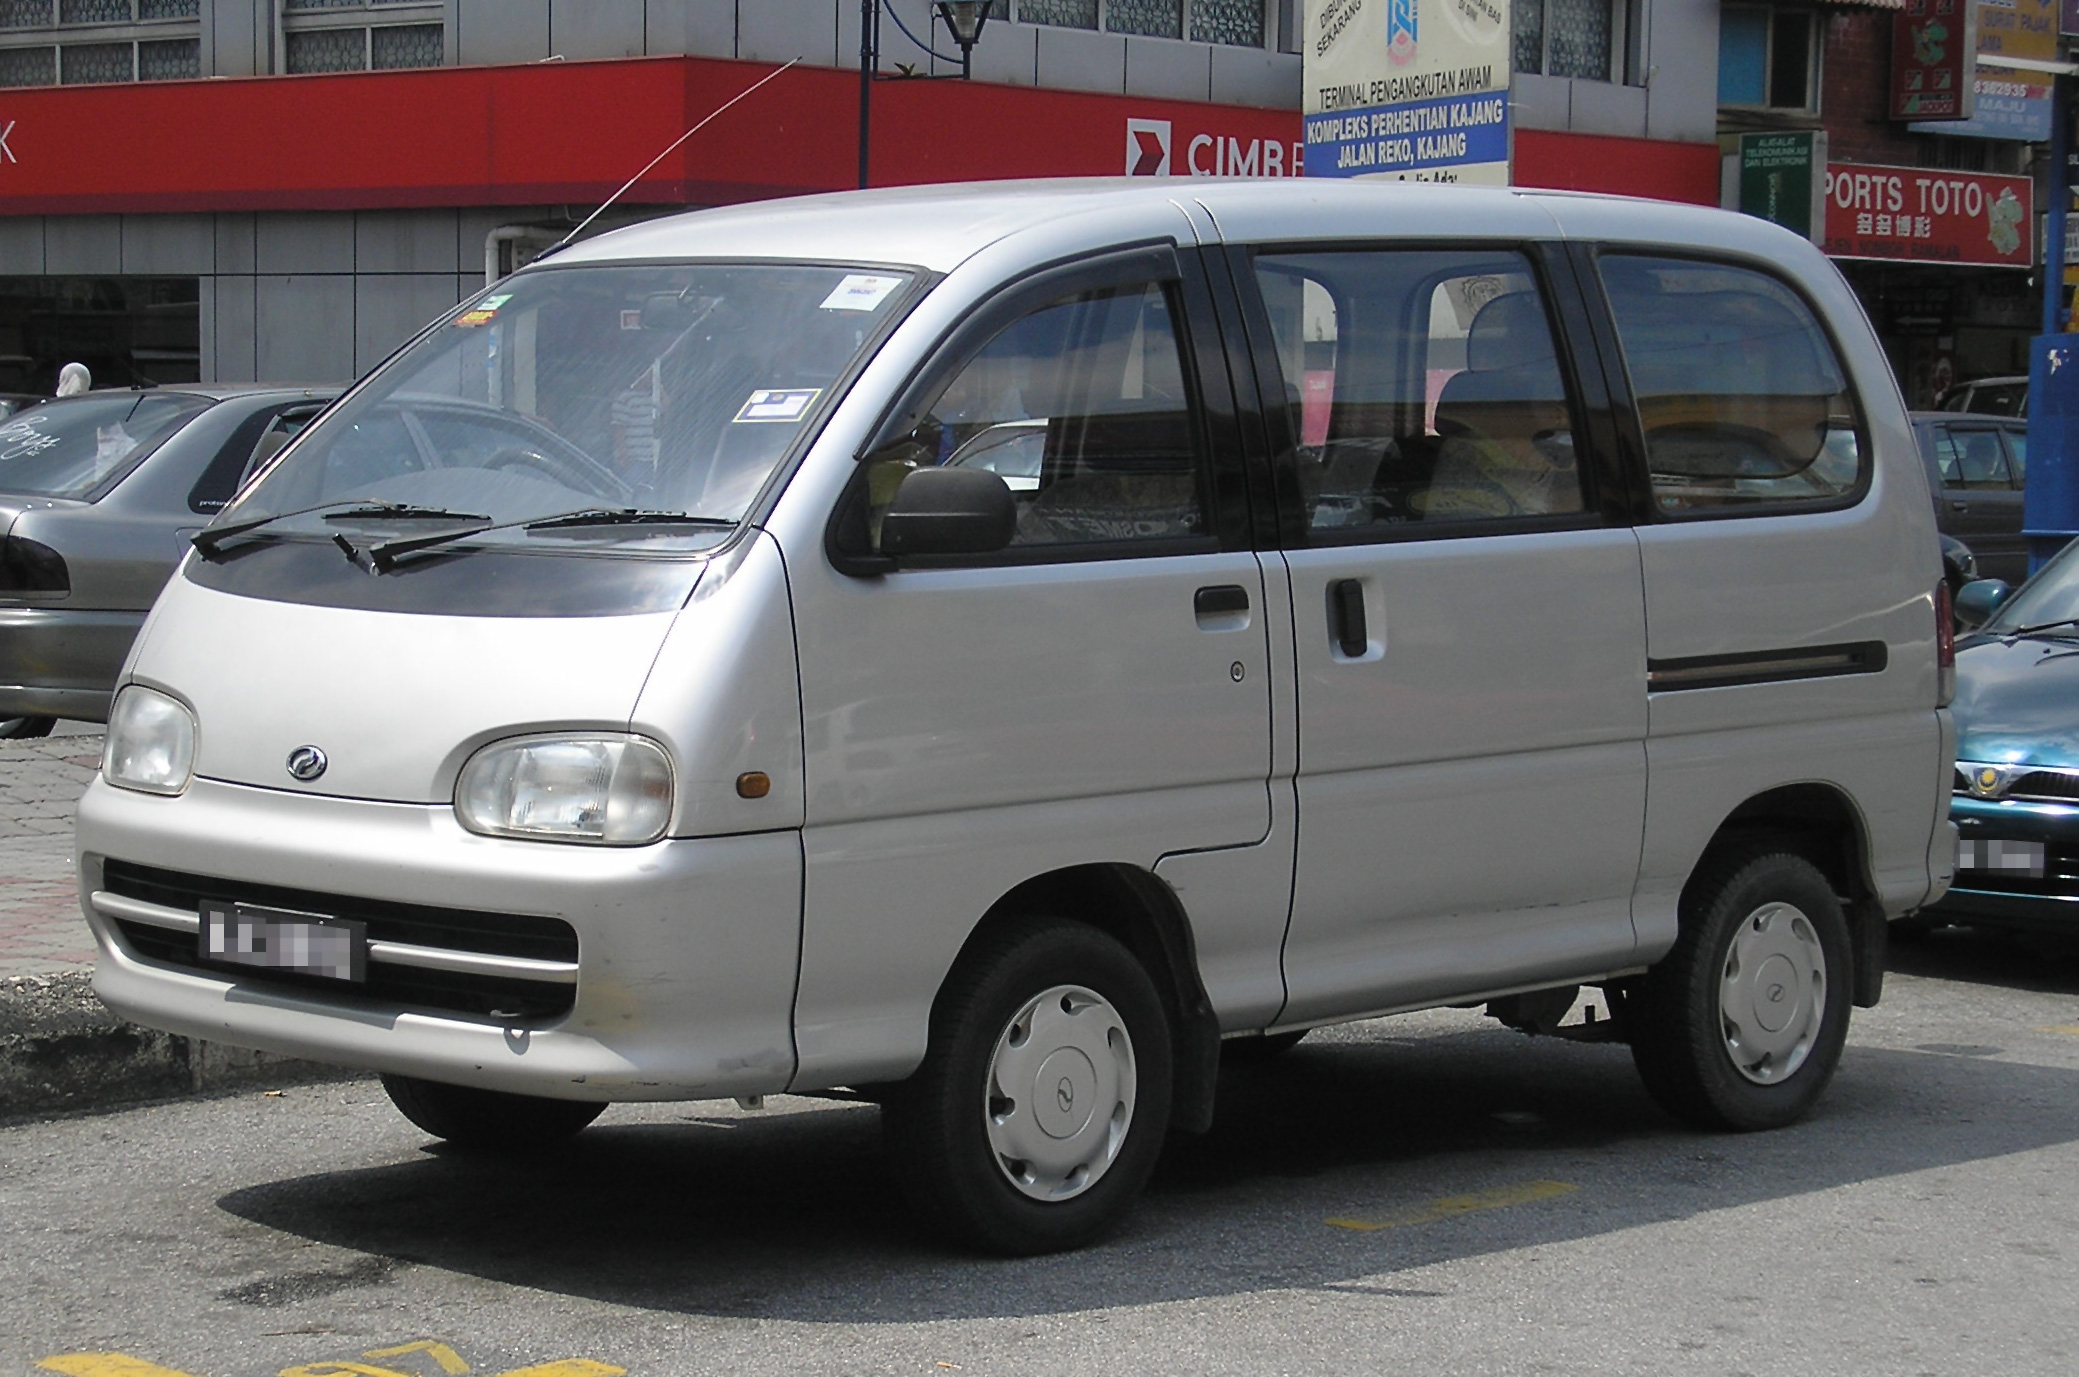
[
  {"xmin": 984, "ymin": 983, "xmax": 1136, "ymax": 1202},
  {"xmin": 1718, "ymin": 901, "xmax": 1827, "ymax": 1085}
]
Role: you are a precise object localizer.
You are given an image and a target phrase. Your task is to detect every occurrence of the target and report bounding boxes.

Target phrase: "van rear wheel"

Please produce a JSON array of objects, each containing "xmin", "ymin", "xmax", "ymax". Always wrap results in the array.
[
  {"xmin": 380, "ymin": 1073, "xmax": 605, "ymax": 1152},
  {"xmin": 1628, "ymin": 848, "xmax": 1852, "ymax": 1132},
  {"xmin": 881, "ymin": 920, "xmax": 1173, "ymax": 1255}
]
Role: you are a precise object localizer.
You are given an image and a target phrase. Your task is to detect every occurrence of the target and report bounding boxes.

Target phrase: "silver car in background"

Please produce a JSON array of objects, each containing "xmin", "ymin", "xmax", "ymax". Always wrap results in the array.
[{"xmin": 0, "ymin": 386, "xmax": 334, "ymax": 736}]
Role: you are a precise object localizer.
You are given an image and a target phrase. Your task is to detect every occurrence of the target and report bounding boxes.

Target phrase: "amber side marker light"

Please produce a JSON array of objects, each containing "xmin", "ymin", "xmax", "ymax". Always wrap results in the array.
[{"xmin": 736, "ymin": 772, "xmax": 772, "ymax": 799}]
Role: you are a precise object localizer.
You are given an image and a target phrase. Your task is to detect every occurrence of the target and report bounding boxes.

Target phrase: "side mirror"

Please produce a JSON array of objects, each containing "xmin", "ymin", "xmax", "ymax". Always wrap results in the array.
[
  {"xmin": 880, "ymin": 466, "xmax": 1016, "ymax": 558},
  {"xmin": 1954, "ymin": 578, "xmax": 2013, "ymax": 629}
]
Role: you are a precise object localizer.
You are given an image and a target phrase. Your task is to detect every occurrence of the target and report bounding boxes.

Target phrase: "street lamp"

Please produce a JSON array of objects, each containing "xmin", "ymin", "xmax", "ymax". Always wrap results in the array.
[{"xmin": 859, "ymin": 0, "xmax": 992, "ymax": 189}]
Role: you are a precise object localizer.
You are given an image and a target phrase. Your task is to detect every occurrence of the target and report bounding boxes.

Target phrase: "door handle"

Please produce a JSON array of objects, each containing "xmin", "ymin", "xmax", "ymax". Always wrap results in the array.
[
  {"xmin": 1328, "ymin": 578, "xmax": 1367, "ymax": 657},
  {"xmin": 1193, "ymin": 584, "xmax": 1251, "ymax": 630},
  {"xmin": 1951, "ymin": 500, "xmax": 1970, "ymax": 512}
]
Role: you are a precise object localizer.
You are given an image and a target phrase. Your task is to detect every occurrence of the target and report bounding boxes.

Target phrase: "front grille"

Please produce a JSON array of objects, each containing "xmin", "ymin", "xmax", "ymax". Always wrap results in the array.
[
  {"xmin": 100, "ymin": 859, "xmax": 577, "ymax": 1022},
  {"xmin": 2008, "ymin": 771, "xmax": 2079, "ymax": 805}
]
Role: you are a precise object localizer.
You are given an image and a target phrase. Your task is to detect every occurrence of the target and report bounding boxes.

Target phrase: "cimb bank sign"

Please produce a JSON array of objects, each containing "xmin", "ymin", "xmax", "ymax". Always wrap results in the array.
[{"xmin": 1126, "ymin": 117, "xmax": 1304, "ymax": 178}]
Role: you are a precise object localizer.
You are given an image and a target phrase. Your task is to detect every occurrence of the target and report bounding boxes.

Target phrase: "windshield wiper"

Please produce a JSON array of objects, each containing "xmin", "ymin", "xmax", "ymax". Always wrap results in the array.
[
  {"xmin": 365, "ymin": 507, "xmax": 735, "ymax": 572},
  {"xmin": 525, "ymin": 508, "xmax": 737, "ymax": 531},
  {"xmin": 2000, "ymin": 617, "xmax": 2079, "ymax": 641},
  {"xmin": 191, "ymin": 500, "xmax": 490, "ymax": 558}
]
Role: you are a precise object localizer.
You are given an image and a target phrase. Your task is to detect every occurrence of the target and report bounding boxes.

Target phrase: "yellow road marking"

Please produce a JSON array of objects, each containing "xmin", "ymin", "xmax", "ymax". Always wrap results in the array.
[
  {"xmin": 365, "ymin": 1343, "xmax": 470, "ymax": 1376},
  {"xmin": 39, "ymin": 1359, "xmax": 204, "ymax": 1377},
  {"xmin": 2040, "ymin": 1025, "xmax": 2079, "ymax": 1036},
  {"xmin": 43, "ymin": 1349, "xmax": 621, "ymax": 1377},
  {"xmin": 1326, "ymin": 1179, "xmax": 1579, "ymax": 1232}
]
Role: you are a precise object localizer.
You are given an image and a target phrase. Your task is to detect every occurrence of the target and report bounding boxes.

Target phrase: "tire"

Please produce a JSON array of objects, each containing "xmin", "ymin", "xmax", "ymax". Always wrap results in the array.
[
  {"xmin": 1220, "ymin": 1029, "xmax": 1307, "ymax": 1063},
  {"xmin": 881, "ymin": 920, "xmax": 1174, "ymax": 1255},
  {"xmin": 380, "ymin": 1073, "xmax": 605, "ymax": 1153},
  {"xmin": 0, "ymin": 715, "xmax": 56, "ymax": 740},
  {"xmin": 1628, "ymin": 848, "xmax": 1853, "ymax": 1132}
]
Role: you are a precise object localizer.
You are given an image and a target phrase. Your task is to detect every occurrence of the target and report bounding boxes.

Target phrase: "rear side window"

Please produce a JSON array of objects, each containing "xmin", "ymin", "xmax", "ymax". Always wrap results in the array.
[
  {"xmin": 1946, "ymin": 428, "xmax": 2012, "ymax": 488},
  {"xmin": 863, "ymin": 281, "xmax": 1208, "ymax": 553},
  {"xmin": 1599, "ymin": 255, "xmax": 1864, "ymax": 516},
  {"xmin": 1252, "ymin": 249, "xmax": 1587, "ymax": 538}
]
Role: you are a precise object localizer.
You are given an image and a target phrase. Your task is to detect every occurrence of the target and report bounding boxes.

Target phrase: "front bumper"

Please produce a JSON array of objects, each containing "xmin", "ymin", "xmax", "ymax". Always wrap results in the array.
[
  {"xmin": 78, "ymin": 774, "xmax": 803, "ymax": 1101},
  {"xmin": 1924, "ymin": 793, "xmax": 2079, "ymax": 930},
  {"xmin": 0, "ymin": 605, "xmax": 138, "ymax": 720}
]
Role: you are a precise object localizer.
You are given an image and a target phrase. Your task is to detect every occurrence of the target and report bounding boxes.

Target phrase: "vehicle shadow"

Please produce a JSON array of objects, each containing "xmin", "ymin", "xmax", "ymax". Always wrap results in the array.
[
  {"xmin": 1888, "ymin": 923, "xmax": 2079, "ymax": 995},
  {"xmin": 214, "ymin": 1021, "xmax": 2079, "ymax": 1322}
]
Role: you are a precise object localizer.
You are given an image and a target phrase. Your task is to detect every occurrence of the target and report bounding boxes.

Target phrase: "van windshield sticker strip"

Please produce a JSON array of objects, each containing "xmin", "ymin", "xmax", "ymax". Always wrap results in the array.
[{"xmin": 1646, "ymin": 640, "xmax": 1889, "ymax": 692}]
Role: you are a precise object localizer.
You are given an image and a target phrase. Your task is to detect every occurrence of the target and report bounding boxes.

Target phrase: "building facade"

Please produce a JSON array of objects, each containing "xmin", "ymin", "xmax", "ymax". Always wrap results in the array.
[{"xmin": 1, "ymin": 0, "xmax": 1722, "ymax": 388}]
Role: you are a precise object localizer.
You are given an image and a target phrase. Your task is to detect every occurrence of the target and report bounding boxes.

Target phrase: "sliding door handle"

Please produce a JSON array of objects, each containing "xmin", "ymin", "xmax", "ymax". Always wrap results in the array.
[{"xmin": 1329, "ymin": 578, "xmax": 1367, "ymax": 657}]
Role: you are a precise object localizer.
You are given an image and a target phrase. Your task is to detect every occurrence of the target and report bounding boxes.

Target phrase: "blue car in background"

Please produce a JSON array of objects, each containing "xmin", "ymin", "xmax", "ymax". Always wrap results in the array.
[{"xmin": 1927, "ymin": 543, "xmax": 2079, "ymax": 932}]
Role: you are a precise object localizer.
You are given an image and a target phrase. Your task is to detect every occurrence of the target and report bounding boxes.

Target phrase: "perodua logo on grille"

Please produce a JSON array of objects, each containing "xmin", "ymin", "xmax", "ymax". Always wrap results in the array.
[{"xmin": 286, "ymin": 745, "xmax": 328, "ymax": 782}]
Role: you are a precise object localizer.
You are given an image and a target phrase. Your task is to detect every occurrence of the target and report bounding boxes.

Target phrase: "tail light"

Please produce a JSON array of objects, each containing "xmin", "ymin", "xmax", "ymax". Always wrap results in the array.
[
  {"xmin": 0, "ymin": 534, "xmax": 69, "ymax": 594},
  {"xmin": 1935, "ymin": 581, "xmax": 1955, "ymax": 707}
]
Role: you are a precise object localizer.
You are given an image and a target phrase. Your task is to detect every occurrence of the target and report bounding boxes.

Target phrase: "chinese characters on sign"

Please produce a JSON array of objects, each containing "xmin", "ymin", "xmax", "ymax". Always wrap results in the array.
[
  {"xmin": 1823, "ymin": 163, "xmax": 2032, "ymax": 267},
  {"xmin": 1302, "ymin": 0, "xmax": 1513, "ymax": 185},
  {"xmin": 1890, "ymin": 0, "xmax": 1977, "ymax": 120}
]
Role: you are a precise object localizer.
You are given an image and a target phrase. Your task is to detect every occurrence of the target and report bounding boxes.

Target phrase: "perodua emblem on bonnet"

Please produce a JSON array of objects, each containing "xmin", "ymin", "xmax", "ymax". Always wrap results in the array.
[{"xmin": 286, "ymin": 745, "xmax": 328, "ymax": 782}]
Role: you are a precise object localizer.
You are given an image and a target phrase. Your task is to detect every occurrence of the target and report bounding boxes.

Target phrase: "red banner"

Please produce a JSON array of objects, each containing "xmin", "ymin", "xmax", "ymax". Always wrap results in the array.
[
  {"xmin": 0, "ymin": 54, "xmax": 1718, "ymax": 217},
  {"xmin": 1822, "ymin": 162, "xmax": 2031, "ymax": 266}
]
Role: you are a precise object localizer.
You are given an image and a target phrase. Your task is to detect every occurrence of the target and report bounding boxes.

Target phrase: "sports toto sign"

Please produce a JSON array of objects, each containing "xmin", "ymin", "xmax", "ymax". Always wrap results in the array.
[{"xmin": 1822, "ymin": 163, "xmax": 2032, "ymax": 267}]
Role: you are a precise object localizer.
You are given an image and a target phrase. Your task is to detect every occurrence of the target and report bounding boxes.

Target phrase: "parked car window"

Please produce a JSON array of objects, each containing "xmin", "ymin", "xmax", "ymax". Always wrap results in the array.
[
  {"xmin": 187, "ymin": 401, "xmax": 333, "ymax": 515},
  {"xmin": 1928, "ymin": 426, "xmax": 1963, "ymax": 485},
  {"xmin": 0, "ymin": 392, "xmax": 212, "ymax": 500},
  {"xmin": 867, "ymin": 281, "xmax": 1208, "ymax": 552},
  {"xmin": 1952, "ymin": 429, "xmax": 2011, "ymax": 488},
  {"xmin": 2003, "ymin": 428, "xmax": 2026, "ymax": 484},
  {"xmin": 1253, "ymin": 249, "xmax": 1586, "ymax": 537},
  {"xmin": 1599, "ymin": 255, "xmax": 1863, "ymax": 515}
]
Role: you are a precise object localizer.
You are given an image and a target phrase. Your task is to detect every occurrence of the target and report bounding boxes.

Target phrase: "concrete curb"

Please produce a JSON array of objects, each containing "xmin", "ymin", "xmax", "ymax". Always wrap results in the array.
[{"xmin": 0, "ymin": 968, "xmax": 355, "ymax": 1120}]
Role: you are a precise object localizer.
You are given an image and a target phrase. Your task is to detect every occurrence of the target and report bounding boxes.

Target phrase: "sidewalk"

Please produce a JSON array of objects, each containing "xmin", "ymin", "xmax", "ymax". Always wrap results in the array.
[
  {"xmin": 0, "ymin": 730, "xmax": 340, "ymax": 1118},
  {"xmin": 0, "ymin": 731, "xmax": 101, "ymax": 977}
]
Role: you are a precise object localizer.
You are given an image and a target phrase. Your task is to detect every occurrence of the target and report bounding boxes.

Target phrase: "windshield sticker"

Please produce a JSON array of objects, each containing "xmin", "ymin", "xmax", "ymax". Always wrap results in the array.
[
  {"xmin": 820, "ymin": 275, "xmax": 902, "ymax": 312},
  {"xmin": 733, "ymin": 388, "xmax": 822, "ymax": 424},
  {"xmin": 453, "ymin": 309, "xmax": 498, "ymax": 328}
]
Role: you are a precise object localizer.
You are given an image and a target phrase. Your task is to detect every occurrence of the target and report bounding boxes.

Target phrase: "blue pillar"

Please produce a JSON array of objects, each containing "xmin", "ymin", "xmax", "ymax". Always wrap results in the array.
[{"xmin": 2026, "ymin": 75, "xmax": 2079, "ymax": 573}]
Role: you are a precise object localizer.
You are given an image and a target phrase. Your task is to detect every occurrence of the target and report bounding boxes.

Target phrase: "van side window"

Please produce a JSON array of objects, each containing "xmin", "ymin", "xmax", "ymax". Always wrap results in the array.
[
  {"xmin": 867, "ymin": 282, "xmax": 1208, "ymax": 553},
  {"xmin": 1598, "ymin": 255, "xmax": 1864, "ymax": 515},
  {"xmin": 1252, "ymin": 250, "xmax": 1586, "ymax": 537}
]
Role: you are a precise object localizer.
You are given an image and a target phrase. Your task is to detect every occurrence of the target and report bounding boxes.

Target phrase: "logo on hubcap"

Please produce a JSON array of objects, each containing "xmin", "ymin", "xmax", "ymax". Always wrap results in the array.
[
  {"xmin": 1056, "ymin": 1078, "xmax": 1075, "ymax": 1112},
  {"xmin": 1767, "ymin": 982, "xmax": 1787, "ymax": 1003},
  {"xmin": 286, "ymin": 745, "xmax": 328, "ymax": 782}
]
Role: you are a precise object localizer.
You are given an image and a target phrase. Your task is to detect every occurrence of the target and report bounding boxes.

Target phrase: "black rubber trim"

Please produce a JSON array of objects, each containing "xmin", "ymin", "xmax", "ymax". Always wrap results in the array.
[{"xmin": 1646, "ymin": 640, "xmax": 1889, "ymax": 692}]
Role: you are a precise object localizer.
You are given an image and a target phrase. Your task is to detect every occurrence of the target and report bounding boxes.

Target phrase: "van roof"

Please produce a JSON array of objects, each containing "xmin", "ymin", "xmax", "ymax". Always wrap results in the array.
[{"xmin": 548, "ymin": 178, "xmax": 1799, "ymax": 277}]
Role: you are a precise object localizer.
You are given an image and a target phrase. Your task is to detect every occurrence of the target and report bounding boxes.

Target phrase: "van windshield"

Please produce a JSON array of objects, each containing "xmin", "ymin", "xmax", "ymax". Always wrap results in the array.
[{"xmin": 228, "ymin": 263, "xmax": 913, "ymax": 552}]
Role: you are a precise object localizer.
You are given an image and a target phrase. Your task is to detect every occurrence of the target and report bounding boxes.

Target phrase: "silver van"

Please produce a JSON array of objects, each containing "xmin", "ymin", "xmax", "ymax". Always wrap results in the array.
[{"xmin": 77, "ymin": 180, "xmax": 1956, "ymax": 1254}]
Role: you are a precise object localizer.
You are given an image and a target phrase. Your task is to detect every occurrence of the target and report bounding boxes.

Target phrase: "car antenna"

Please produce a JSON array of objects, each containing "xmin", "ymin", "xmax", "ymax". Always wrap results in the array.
[{"xmin": 544, "ymin": 57, "xmax": 803, "ymax": 260}]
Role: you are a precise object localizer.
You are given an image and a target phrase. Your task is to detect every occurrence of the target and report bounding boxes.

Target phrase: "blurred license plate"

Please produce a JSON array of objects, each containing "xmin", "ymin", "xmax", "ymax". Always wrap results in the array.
[
  {"xmin": 198, "ymin": 902, "xmax": 367, "ymax": 982},
  {"xmin": 1956, "ymin": 838, "xmax": 2046, "ymax": 878}
]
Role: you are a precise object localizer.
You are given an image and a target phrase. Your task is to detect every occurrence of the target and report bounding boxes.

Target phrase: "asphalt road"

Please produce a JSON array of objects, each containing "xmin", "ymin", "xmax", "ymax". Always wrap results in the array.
[{"xmin": 6, "ymin": 928, "xmax": 2079, "ymax": 1377}]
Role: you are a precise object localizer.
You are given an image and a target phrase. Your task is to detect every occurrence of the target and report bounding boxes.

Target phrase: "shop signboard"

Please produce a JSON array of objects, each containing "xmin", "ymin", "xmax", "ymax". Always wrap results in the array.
[
  {"xmin": 1302, "ymin": 0, "xmax": 1512, "ymax": 184},
  {"xmin": 2065, "ymin": 0, "xmax": 2079, "ymax": 34},
  {"xmin": 1737, "ymin": 131, "xmax": 1827, "ymax": 243},
  {"xmin": 1823, "ymin": 162, "xmax": 2032, "ymax": 267},
  {"xmin": 1909, "ymin": 0, "xmax": 2055, "ymax": 141},
  {"xmin": 1891, "ymin": 0, "xmax": 1977, "ymax": 120}
]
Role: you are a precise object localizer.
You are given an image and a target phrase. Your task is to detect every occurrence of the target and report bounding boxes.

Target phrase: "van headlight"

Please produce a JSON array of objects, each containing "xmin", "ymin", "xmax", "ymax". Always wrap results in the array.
[
  {"xmin": 455, "ymin": 734, "xmax": 674, "ymax": 845},
  {"xmin": 102, "ymin": 685, "xmax": 197, "ymax": 796}
]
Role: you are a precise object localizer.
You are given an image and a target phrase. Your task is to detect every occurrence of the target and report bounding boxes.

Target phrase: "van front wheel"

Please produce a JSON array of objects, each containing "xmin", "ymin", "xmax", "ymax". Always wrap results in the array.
[
  {"xmin": 1628, "ymin": 849, "xmax": 1852, "ymax": 1132},
  {"xmin": 380, "ymin": 1073, "xmax": 605, "ymax": 1152},
  {"xmin": 881, "ymin": 921, "xmax": 1173, "ymax": 1255}
]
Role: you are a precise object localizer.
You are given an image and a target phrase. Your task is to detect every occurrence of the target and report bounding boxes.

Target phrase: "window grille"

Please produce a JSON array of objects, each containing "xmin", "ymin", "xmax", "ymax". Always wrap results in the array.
[
  {"xmin": 59, "ymin": 37, "xmax": 129, "ymax": 80},
  {"xmin": 369, "ymin": 20, "xmax": 438, "ymax": 68},
  {"xmin": 59, "ymin": 0, "xmax": 127, "ymax": 23},
  {"xmin": 0, "ymin": 42, "xmax": 52, "ymax": 81},
  {"xmin": 1108, "ymin": 0, "xmax": 1181, "ymax": 38},
  {"xmin": 1191, "ymin": 0, "xmax": 1262, "ymax": 45},
  {"xmin": 137, "ymin": 33, "xmax": 194, "ymax": 77},
  {"xmin": 0, "ymin": 0, "xmax": 54, "ymax": 22}
]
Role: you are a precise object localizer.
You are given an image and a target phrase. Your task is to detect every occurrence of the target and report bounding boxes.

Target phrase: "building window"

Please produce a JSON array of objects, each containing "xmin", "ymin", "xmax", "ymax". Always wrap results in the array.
[
  {"xmin": 1719, "ymin": 5, "xmax": 1818, "ymax": 110},
  {"xmin": 1515, "ymin": 0, "xmax": 1637, "ymax": 82},
  {"xmin": 0, "ymin": 0, "xmax": 199, "ymax": 87},
  {"xmin": 279, "ymin": 0, "xmax": 443, "ymax": 74},
  {"xmin": 1011, "ymin": 0, "xmax": 1269, "ymax": 46},
  {"xmin": 0, "ymin": 42, "xmax": 51, "ymax": 82}
]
